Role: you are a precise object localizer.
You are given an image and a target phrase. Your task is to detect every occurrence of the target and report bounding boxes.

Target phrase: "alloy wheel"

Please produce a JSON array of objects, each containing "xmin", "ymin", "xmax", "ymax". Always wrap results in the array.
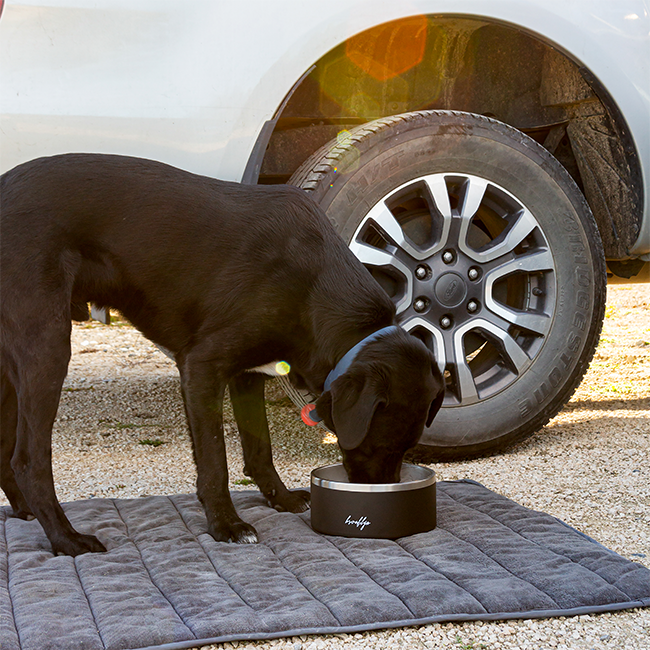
[{"xmin": 349, "ymin": 172, "xmax": 557, "ymax": 407}]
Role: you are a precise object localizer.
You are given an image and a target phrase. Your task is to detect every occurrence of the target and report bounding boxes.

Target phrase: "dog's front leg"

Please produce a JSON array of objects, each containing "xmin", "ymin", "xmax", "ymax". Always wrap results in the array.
[
  {"xmin": 178, "ymin": 357, "xmax": 257, "ymax": 544},
  {"xmin": 230, "ymin": 372, "xmax": 310, "ymax": 513}
]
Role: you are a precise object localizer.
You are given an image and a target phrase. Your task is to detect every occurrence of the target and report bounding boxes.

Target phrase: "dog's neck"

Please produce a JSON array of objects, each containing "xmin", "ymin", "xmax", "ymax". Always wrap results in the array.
[
  {"xmin": 296, "ymin": 320, "xmax": 394, "ymax": 394},
  {"xmin": 287, "ymin": 265, "xmax": 396, "ymax": 393}
]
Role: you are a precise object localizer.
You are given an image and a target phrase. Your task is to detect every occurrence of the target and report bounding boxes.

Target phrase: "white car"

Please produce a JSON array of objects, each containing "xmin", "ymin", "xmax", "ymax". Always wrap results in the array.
[{"xmin": 1, "ymin": 0, "xmax": 648, "ymax": 458}]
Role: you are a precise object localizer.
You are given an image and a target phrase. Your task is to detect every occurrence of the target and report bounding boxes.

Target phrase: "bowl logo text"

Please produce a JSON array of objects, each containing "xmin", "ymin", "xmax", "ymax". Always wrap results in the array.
[{"xmin": 345, "ymin": 515, "xmax": 371, "ymax": 531}]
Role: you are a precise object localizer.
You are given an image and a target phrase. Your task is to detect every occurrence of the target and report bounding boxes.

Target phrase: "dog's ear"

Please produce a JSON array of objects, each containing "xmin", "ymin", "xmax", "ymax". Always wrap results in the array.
[
  {"xmin": 316, "ymin": 373, "xmax": 385, "ymax": 450},
  {"xmin": 426, "ymin": 386, "xmax": 445, "ymax": 427}
]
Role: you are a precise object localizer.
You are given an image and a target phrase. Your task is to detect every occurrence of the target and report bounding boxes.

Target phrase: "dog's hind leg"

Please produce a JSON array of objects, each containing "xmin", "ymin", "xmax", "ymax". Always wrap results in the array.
[
  {"xmin": 8, "ymin": 328, "xmax": 106, "ymax": 556},
  {"xmin": 177, "ymin": 350, "xmax": 259, "ymax": 544},
  {"xmin": 0, "ymin": 369, "xmax": 33, "ymax": 519},
  {"xmin": 229, "ymin": 372, "xmax": 309, "ymax": 513}
]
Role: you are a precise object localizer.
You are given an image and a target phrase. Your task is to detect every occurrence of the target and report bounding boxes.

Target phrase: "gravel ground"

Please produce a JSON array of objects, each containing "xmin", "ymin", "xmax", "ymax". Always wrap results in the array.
[{"xmin": 2, "ymin": 284, "xmax": 648, "ymax": 649}]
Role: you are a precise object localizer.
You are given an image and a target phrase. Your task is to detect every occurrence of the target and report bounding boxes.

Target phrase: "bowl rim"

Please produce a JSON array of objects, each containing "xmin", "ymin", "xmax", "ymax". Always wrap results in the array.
[{"xmin": 310, "ymin": 463, "xmax": 435, "ymax": 493}]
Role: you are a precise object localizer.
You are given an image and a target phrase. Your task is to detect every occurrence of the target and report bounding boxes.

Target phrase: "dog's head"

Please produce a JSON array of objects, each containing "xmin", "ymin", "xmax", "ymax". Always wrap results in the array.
[{"xmin": 315, "ymin": 329, "xmax": 444, "ymax": 483}]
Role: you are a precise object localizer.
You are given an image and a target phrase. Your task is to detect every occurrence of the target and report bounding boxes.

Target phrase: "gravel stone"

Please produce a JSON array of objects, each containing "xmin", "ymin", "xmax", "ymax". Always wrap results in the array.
[{"xmin": 1, "ymin": 285, "xmax": 648, "ymax": 649}]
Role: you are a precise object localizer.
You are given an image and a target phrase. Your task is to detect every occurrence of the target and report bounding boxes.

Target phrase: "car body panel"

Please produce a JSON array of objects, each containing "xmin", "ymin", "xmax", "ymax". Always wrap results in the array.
[{"xmin": 1, "ymin": 0, "xmax": 648, "ymax": 252}]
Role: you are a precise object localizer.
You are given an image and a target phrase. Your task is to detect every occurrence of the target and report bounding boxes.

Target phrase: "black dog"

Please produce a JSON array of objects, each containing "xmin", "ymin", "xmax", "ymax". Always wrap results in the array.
[{"xmin": 0, "ymin": 154, "xmax": 444, "ymax": 556}]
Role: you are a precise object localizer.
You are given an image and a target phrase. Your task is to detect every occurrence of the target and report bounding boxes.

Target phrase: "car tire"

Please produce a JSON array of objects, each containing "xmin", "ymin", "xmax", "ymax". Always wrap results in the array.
[{"xmin": 289, "ymin": 110, "xmax": 606, "ymax": 460}]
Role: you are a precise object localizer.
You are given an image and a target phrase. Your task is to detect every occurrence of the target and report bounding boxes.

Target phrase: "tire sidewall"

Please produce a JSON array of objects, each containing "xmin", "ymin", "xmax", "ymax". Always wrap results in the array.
[{"xmin": 296, "ymin": 115, "xmax": 605, "ymax": 452}]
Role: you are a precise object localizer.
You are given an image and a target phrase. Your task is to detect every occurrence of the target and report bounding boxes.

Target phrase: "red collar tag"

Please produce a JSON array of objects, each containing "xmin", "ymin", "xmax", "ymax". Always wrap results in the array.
[{"xmin": 301, "ymin": 403, "xmax": 320, "ymax": 426}]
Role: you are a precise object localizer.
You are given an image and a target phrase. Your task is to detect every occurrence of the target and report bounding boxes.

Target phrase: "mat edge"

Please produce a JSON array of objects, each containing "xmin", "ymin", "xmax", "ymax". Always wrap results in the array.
[{"xmin": 131, "ymin": 599, "xmax": 650, "ymax": 650}]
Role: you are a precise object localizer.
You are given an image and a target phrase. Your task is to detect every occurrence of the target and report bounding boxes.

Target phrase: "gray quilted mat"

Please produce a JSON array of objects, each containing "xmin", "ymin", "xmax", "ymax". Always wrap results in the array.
[{"xmin": 2, "ymin": 480, "xmax": 649, "ymax": 650}]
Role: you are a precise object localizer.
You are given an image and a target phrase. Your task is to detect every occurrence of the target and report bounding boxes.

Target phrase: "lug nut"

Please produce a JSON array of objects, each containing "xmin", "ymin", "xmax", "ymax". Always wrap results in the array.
[
  {"xmin": 467, "ymin": 300, "xmax": 479, "ymax": 313},
  {"xmin": 440, "ymin": 315, "xmax": 452, "ymax": 329},
  {"xmin": 414, "ymin": 298, "xmax": 428, "ymax": 313},
  {"xmin": 442, "ymin": 250, "xmax": 455, "ymax": 264},
  {"xmin": 468, "ymin": 267, "xmax": 480, "ymax": 280},
  {"xmin": 415, "ymin": 265, "xmax": 429, "ymax": 280}
]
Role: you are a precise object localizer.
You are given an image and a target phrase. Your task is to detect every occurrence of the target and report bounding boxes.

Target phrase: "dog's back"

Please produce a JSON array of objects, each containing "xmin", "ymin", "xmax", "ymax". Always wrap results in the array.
[{"xmin": 1, "ymin": 153, "xmax": 391, "ymax": 355}]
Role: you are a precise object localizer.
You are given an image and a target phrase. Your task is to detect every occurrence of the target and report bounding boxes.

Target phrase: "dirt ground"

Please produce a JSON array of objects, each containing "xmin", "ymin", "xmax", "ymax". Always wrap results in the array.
[{"xmin": 1, "ymin": 283, "xmax": 648, "ymax": 649}]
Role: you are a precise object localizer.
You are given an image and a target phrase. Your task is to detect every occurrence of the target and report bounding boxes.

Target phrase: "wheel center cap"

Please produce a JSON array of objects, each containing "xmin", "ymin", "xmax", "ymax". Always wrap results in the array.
[{"xmin": 434, "ymin": 272, "xmax": 467, "ymax": 307}]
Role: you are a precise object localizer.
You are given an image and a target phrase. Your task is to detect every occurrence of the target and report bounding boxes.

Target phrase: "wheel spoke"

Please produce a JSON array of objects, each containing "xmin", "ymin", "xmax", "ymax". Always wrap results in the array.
[
  {"xmin": 348, "ymin": 240, "xmax": 413, "ymax": 313},
  {"xmin": 459, "ymin": 176, "xmax": 489, "ymax": 219},
  {"xmin": 366, "ymin": 202, "xmax": 430, "ymax": 261},
  {"xmin": 401, "ymin": 316, "xmax": 446, "ymax": 376},
  {"xmin": 422, "ymin": 174, "xmax": 452, "ymax": 218},
  {"xmin": 368, "ymin": 203, "xmax": 407, "ymax": 247},
  {"xmin": 491, "ymin": 307, "xmax": 549, "ymax": 336},
  {"xmin": 419, "ymin": 174, "xmax": 454, "ymax": 255},
  {"xmin": 487, "ymin": 247, "xmax": 555, "ymax": 279},
  {"xmin": 459, "ymin": 202, "xmax": 539, "ymax": 264},
  {"xmin": 349, "ymin": 239, "xmax": 402, "ymax": 269},
  {"xmin": 484, "ymin": 248, "xmax": 555, "ymax": 335},
  {"xmin": 474, "ymin": 208, "xmax": 537, "ymax": 263},
  {"xmin": 480, "ymin": 319, "xmax": 531, "ymax": 374},
  {"xmin": 450, "ymin": 317, "xmax": 531, "ymax": 401},
  {"xmin": 493, "ymin": 208, "xmax": 538, "ymax": 258},
  {"xmin": 452, "ymin": 329, "xmax": 480, "ymax": 404},
  {"xmin": 456, "ymin": 177, "xmax": 489, "ymax": 262},
  {"xmin": 450, "ymin": 320, "xmax": 486, "ymax": 404}
]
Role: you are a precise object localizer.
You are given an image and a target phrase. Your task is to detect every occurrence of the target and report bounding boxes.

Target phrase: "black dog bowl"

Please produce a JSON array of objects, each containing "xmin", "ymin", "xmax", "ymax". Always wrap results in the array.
[{"xmin": 310, "ymin": 463, "xmax": 436, "ymax": 539}]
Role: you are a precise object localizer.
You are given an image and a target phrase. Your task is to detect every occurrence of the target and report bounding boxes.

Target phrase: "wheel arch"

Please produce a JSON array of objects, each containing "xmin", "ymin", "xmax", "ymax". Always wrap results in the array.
[{"xmin": 249, "ymin": 13, "xmax": 645, "ymax": 266}]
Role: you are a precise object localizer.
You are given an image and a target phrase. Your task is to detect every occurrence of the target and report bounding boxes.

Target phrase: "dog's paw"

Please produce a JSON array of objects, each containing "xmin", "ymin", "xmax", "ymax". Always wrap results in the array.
[
  {"xmin": 269, "ymin": 489, "xmax": 311, "ymax": 514},
  {"xmin": 234, "ymin": 527, "xmax": 259, "ymax": 544},
  {"xmin": 52, "ymin": 532, "xmax": 107, "ymax": 557},
  {"xmin": 210, "ymin": 519, "xmax": 259, "ymax": 544}
]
